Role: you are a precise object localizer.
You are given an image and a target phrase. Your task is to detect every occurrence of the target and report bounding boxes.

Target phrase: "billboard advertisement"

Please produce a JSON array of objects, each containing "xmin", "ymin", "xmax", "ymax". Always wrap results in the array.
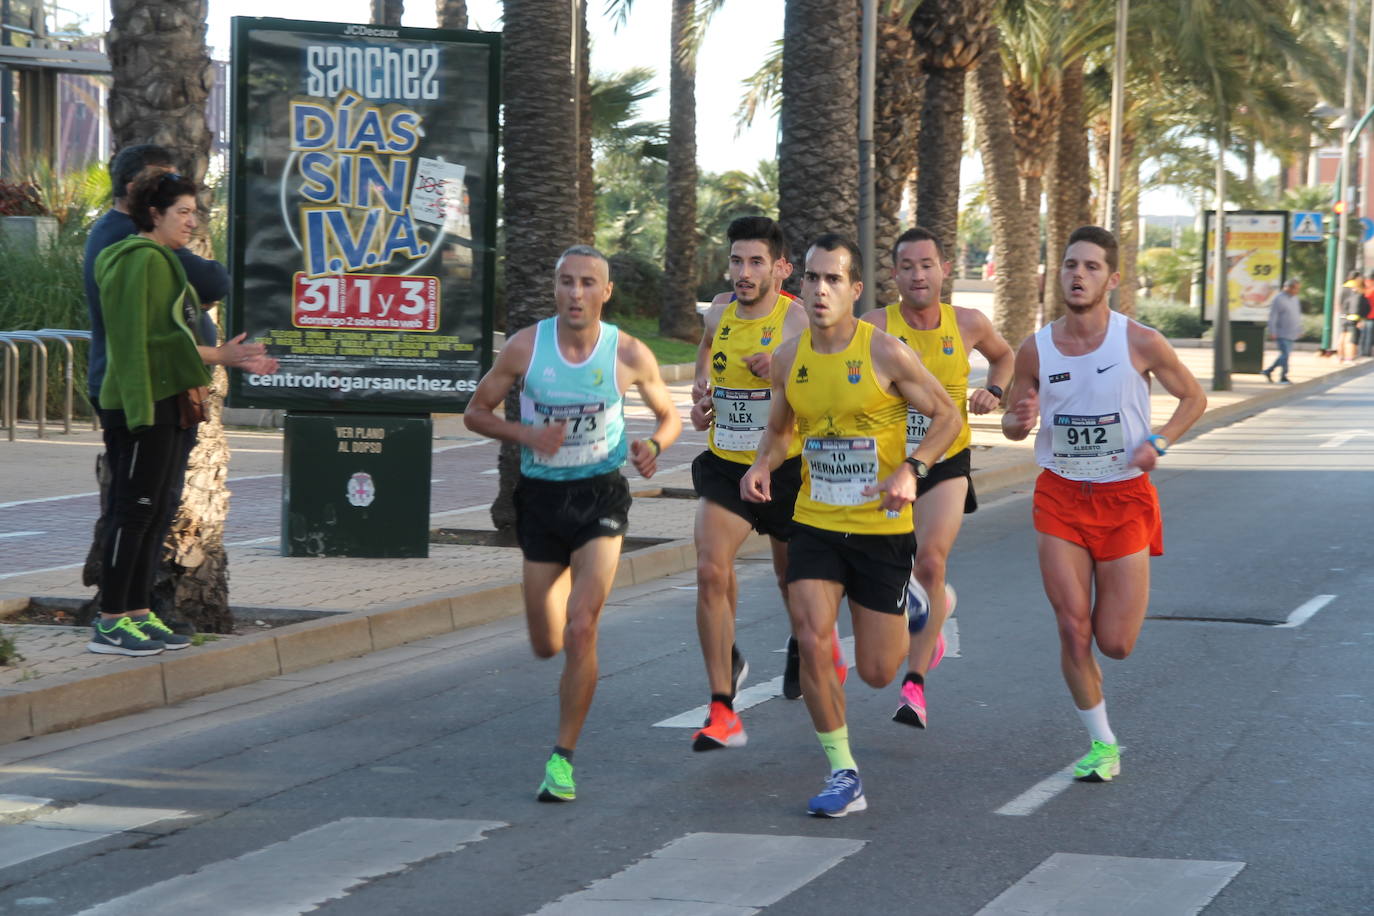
[
  {"xmin": 227, "ymin": 18, "xmax": 499, "ymax": 412},
  {"xmin": 1200, "ymin": 210, "xmax": 1287, "ymax": 324}
]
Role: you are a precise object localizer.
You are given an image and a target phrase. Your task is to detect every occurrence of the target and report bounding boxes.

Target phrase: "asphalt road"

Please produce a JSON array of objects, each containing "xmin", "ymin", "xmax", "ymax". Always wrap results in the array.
[{"xmin": 0, "ymin": 373, "xmax": 1369, "ymax": 914}]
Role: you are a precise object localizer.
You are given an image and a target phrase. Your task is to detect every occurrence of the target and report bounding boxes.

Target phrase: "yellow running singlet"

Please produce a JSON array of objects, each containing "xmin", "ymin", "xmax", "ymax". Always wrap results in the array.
[
  {"xmin": 883, "ymin": 302, "xmax": 971, "ymax": 460},
  {"xmin": 708, "ymin": 294, "xmax": 801, "ymax": 464},
  {"xmin": 786, "ymin": 322, "xmax": 910, "ymax": 534}
]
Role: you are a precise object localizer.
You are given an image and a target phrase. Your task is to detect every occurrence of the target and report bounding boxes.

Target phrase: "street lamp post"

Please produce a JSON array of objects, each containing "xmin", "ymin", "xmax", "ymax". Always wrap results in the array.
[{"xmin": 1106, "ymin": 0, "xmax": 1128, "ymax": 310}]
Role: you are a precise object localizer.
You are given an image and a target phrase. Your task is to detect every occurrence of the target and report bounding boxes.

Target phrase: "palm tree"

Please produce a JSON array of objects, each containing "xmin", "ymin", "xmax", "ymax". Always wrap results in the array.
[
  {"xmin": 578, "ymin": 1, "xmax": 595, "ymax": 242},
  {"xmin": 778, "ymin": 0, "xmax": 860, "ymax": 285},
  {"xmin": 492, "ymin": 0, "xmax": 581, "ymax": 530},
  {"xmin": 911, "ymin": 0, "xmax": 992, "ymax": 300},
  {"xmin": 970, "ymin": 25, "xmax": 1040, "ymax": 346},
  {"xmin": 436, "ymin": 0, "xmax": 467, "ymax": 29},
  {"xmin": 872, "ymin": 7, "xmax": 924, "ymax": 306},
  {"xmin": 371, "ymin": 0, "xmax": 404, "ymax": 25},
  {"xmin": 660, "ymin": 0, "xmax": 701, "ymax": 339},
  {"xmin": 102, "ymin": 0, "xmax": 230, "ymax": 630}
]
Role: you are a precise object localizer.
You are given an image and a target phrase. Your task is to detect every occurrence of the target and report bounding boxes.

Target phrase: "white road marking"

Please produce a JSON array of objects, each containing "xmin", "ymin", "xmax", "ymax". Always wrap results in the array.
[
  {"xmin": 1276, "ymin": 594, "xmax": 1337, "ymax": 628},
  {"xmin": 655, "ymin": 636, "xmax": 857, "ymax": 728},
  {"xmin": 433, "ymin": 439, "xmax": 496, "ymax": 453},
  {"xmin": 0, "ymin": 492, "xmax": 98, "ymax": 510},
  {"xmin": 994, "ymin": 765, "xmax": 1077, "ymax": 816},
  {"xmin": 0, "ymin": 531, "xmax": 43, "ymax": 539},
  {"xmin": 0, "ymin": 562, "xmax": 82, "ymax": 581},
  {"xmin": 74, "ymin": 817, "xmax": 505, "ymax": 916},
  {"xmin": 531, "ymin": 832, "xmax": 864, "ymax": 915},
  {"xmin": 976, "ymin": 853, "xmax": 1244, "ymax": 915},
  {"xmin": 0, "ymin": 799, "xmax": 188, "ymax": 871},
  {"xmin": 1312, "ymin": 429, "xmax": 1374, "ymax": 448}
]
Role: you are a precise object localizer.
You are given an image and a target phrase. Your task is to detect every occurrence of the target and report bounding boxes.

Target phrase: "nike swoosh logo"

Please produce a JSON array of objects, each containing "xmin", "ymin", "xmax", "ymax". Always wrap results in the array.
[{"xmin": 1096, "ymin": 364, "xmax": 1117, "ymax": 374}]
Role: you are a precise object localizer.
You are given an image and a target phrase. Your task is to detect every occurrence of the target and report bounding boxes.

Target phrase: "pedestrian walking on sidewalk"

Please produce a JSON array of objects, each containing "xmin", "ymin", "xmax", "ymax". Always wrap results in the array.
[
  {"xmin": 1263, "ymin": 278, "xmax": 1302, "ymax": 384},
  {"xmin": 740, "ymin": 234, "xmax": 958, "ymax": 817},
  {"xmin": 87, "ymin": 171, "xmax": 215, "ymax": 657},
  {"xmin": 1001, "ymin": 226, "xmax": 1206, "ymax": 784},
  {"xmin": 463, "ymin": 245, "xmax": 681, "ymax": 803},
  {"xmin": 861, "ymin": 226, "xmax": 1014, "ymax": 731}
]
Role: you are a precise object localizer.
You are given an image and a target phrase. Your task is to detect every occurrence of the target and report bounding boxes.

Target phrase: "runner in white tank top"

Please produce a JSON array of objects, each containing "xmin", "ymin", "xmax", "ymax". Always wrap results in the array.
[{"xmin": 1002, "ymin": 227, "xmax": 1206, "ymax": 785}]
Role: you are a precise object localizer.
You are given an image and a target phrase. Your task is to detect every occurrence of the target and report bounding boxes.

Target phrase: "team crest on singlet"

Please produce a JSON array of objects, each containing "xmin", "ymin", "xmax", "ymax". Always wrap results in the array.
[
  {"xmin": 761, "ymin": 326, "xmax": 775, "ymax": 346},
  {"xmin": 846, "ymin": 360, "xmax": 863, "ymax": 384},
  {"xmin": 941, "ymin": 335, "xmax": 955, "ymax": 355},
  {"xmin": 590, "ymin": 368, "xmax": 603, "ymax": 386},
  {"xmin": 718, "ymin": 324, "xmax": 732, "ymax": 339},
  {"xmin": 795, "ymin": 364, "xmax": 809, "ymax": 383},
  {"xmin": 712, "ymin": 351, "xmax": 727, "ymax": 374}
]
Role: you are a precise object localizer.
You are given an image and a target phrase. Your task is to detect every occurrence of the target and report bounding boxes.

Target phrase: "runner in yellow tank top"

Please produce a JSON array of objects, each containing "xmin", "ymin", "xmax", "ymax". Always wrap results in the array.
[
  {"xmin": 862, "ymin": 227, "xmax": 1014, "ymax": 730},
  {"xmin": 685, "ymin": 217, "xmax": 811, "ymax": 753},
  {"xmin": 741, "ymin": 234, "xmax": 959, "ymax": 817}
]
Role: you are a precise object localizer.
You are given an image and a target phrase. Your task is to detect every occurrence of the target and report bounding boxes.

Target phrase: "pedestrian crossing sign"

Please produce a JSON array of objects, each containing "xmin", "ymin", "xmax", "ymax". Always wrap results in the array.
[{"xmin": 1290, "ymin": 211, "xmax": 1323, "ymax": 242}]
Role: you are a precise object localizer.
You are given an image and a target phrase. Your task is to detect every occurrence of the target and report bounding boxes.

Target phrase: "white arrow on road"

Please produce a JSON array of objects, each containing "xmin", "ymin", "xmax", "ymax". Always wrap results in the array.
[{"xmin": 1312, "ymin": 429, "xmax": 1374, "ymax": 448}]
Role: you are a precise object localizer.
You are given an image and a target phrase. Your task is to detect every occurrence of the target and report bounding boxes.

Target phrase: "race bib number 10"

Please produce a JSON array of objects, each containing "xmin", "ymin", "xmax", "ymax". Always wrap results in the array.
[{"xmin": 803, "ymin": 436, "xmax": 879, "ymax": 506}]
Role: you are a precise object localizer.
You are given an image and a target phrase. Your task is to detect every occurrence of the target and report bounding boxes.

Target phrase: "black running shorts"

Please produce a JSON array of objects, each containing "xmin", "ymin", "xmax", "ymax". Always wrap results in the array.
[
  {"xmin": 515, "ymin": 470, "xmax": 633, "ymax": 565},
  {"xmin": 917, "ymin": 447, "xmax": 977, "ymax": 514},
  {"xmin": 785, "ymin": 522, "xmax": 915, "ymax": 614},
  {"xmin": 691, "ymin": 450, "xmax": 802, "ymax": 541}
]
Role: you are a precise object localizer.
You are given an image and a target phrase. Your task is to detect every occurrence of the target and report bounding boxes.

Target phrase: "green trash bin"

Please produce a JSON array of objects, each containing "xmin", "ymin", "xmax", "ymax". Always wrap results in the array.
[
  {"xmin": 282, "ymin": 411, "xmax": 432, "ymax": 557},
  {"xmin": 1230, "ymin": 321, "xmax": 1265, "ymax": 374}
]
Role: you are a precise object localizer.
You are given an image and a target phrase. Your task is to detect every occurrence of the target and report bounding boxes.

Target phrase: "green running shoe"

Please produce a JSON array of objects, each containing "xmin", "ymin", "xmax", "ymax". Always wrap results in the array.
[
  {"xmin": 1073, "ymin": 740, "xmax": 1121, "ymax": 782},
  {"xmin": 133, "ymin": 611, "xmax": 191, "ymax": 650},
  {"xmin": 537, "ymin": 753, "xmax": 576, "ymax": 802}
]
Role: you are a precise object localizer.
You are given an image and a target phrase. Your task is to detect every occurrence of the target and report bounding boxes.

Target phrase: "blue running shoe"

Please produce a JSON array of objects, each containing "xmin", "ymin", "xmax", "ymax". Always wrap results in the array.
[
  {"xmin": 807, "ymin": 769, "xmax": 867, "ymax": 818},
  {"xmin": 904, "ymin": 574, "xmax": 929, "ymax": 633}
]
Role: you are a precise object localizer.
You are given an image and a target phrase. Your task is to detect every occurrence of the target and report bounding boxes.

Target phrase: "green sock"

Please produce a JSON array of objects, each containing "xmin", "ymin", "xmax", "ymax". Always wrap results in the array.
[{"xmin": 816, "ymin": 725, "xmax": 857, "ymax": 772}]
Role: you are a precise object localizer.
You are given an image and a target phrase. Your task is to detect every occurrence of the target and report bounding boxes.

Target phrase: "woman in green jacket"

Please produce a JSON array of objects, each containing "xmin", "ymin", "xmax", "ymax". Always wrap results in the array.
[{"xmin": 88, "ymin": 170, "xmax": 210, "ymax": 657}]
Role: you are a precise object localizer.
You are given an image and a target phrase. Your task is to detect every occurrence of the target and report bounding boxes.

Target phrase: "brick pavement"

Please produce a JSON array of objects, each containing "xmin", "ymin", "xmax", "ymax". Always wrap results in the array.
[{"xmin": 0, "ymin": 348, "xmax": 1369, "ymax": 741}]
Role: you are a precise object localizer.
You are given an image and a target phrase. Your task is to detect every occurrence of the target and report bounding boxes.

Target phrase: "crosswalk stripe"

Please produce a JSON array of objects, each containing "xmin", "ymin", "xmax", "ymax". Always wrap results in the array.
[
  {"xmin": 653, "ymin": 619, "xmax": 960, "ymax": 730},
  {"xmin": 531, "ymin": 832, "xmax": 864, "ymax": 915},
  {"xmin": 975, "ymin": 853, "xmax": 1245, "ymax": 915},
  {"xmin": 0, "ymin": 798, "xmax": 188, "ymax": 871},
  {"xmin": 73, "ymin": 817, "xmax": 506, "ymax": 916}
]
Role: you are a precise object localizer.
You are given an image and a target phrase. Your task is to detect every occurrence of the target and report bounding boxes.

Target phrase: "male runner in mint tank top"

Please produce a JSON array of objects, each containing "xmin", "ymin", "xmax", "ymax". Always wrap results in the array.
[
  {"xmin": 1002, "ymin": 226, "xmax": 1205, "ymax": 783},
  {"xmin": 465, "ymin": 245, "xmax": 681, "ymax": 803}
]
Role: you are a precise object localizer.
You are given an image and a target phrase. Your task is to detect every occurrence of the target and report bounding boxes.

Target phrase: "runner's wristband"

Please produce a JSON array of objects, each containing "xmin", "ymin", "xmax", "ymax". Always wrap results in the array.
[
  {"xmin": 646, "ymin": 437, "xmax": 662, "ymax": 456},
  {"xmin": 1147, "ymin": 434, "xmax": 1168, "ymax": 456}
]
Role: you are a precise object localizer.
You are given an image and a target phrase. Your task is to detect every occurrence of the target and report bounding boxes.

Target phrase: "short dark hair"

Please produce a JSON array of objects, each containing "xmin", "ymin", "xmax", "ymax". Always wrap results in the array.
[
  {"xmin": 727, "ymin": 216, "xmax": 788, "ymax": 263},
  {"xmin": 110, "ymin": 144, "xmax": 174, "ymax": 201},
  {"xmin": 126, "ymin": 169, "xmax": 198, "ymax": 232},
  {"xmin": 891, "ymin": 226, "xmax": 946, "ymax": 263},
  {"xmin": 1349, "ymin": 269, "xmax": 1363, "ymax": 281},
  {"xmin": 806, "ymin": 233, "xmax": 863, "ymax": 283},
  {"xmin": 1065, "ymin": 225, "xmax": 1118, "ymax": 272}
]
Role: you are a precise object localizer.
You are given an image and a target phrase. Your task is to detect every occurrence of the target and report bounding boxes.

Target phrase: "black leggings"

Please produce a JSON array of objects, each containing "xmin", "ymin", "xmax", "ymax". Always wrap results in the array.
[{"xmin": 100, "ymin": 419, "xmax": 193, "ymax": 613}]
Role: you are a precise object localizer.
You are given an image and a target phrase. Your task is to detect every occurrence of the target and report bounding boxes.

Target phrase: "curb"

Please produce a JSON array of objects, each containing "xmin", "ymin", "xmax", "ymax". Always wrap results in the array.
[{"xmin": 3, "ymin": 359, "xmax": 1369, "ymax": 744}]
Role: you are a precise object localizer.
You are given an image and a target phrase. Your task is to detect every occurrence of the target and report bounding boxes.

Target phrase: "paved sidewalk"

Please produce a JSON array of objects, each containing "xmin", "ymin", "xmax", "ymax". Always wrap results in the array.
[{"xmin": 0, "ymin": 347, "xmax": 1369, "ymax": 742}]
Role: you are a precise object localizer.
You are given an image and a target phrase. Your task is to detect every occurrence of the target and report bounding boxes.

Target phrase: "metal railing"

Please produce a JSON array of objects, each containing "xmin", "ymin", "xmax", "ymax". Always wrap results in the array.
[{"xmin": 0, "ymin": 328, "xmax": 95, "ymax": 439}]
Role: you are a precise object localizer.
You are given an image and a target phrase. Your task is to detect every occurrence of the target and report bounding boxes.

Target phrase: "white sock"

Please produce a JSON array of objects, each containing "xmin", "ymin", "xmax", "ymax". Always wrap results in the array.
[{"xmin": 1076, "ymin": 700, "xmax": 1116, "ymax": 745}]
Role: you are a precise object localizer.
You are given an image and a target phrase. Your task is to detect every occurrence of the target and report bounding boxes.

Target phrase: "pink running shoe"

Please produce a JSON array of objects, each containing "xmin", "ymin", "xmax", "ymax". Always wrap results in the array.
[{"xmin": 893, "ymin": 679, "xmax": 927, "ymax": 728}]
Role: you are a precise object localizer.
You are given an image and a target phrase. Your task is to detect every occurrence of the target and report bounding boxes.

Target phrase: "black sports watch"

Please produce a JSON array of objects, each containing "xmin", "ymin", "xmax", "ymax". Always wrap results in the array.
[
  {"xmin": 985, "ymin": 384, "xmax": 1004, "ymax": 400},
  {"xmin": 904, "ymin": 456, "xmax": 929, "ymax": 479}
]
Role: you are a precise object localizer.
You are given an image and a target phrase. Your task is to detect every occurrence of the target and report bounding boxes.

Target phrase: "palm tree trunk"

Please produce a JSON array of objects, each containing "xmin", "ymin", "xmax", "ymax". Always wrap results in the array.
[
  {"xmin": 915, "ymin": 64, "xmax": 965, "ymax": 301},
  {"xmin": 577, "ymin": 0, "xmax": 595, "ymax": 244},
  {"xmin": 371, "ymin": 0, "xmax": 404, "ymax": 25},
  {"xmin": 1044, "ymin": 58, "xmax": 1090, "ymax": 321},
  {"xmin": 436, "ymin": 0, "xmax": 467, "ymax": 29},
  {"xmin": 778, "ymin": 0, "xmax": 859, "ymax": 290},
  {"xmin": 104, "ymin": 0, "xmax": 230, "ymax": 631},
  {"xmin": 661, "ymin": 0, "xmax": 700, "ymax": 340},
  {"xmin": 970, "ymin": 29, "xmax": 1038, "ymax": 347},
  {"xmin": 494, "ymin": 0, "xmax": 579, "ymax": 530},
  {"xmin": 1118, "ymin": 125, "xmax": 1140, "ymax": 316},
  {"xmin": 873, "ymin": 16, "xmax": 923, "ymax": 307}
]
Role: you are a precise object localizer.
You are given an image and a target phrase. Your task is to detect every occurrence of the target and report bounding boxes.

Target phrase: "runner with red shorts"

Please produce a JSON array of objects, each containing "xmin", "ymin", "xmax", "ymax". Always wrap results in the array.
[{"xmin": 1002, "ymin": 226, "xmax": 1205, "ymax": 783}]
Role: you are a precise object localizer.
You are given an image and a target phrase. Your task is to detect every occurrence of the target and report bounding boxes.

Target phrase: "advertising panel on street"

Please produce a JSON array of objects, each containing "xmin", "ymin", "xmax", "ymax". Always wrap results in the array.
[
  {"xmin": 1200, "ymin": 210, "xmax": 1287, "ymax": 324},
  {"xmin": 227, "ymin": 18, "xmax": 499, "ymax": 413}
]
